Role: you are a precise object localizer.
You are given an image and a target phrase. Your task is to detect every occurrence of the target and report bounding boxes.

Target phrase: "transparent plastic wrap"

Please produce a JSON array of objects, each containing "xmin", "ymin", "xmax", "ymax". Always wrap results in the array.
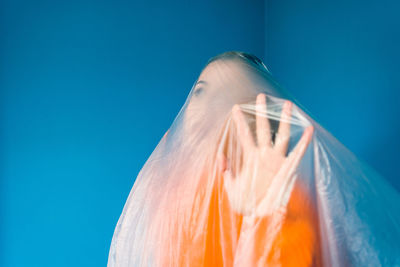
[{"xmin": 107, "ymin": 51, "xmax": 400, "ymax": 266}]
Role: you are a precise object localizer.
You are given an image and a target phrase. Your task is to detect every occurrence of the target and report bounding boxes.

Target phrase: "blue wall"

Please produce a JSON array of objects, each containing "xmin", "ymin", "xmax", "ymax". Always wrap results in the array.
[
  {"xmin": 265, "ymin": 0, "xmax": 400, "ymax": 191},
  {"xmin": 0, "ymin": 1, "xmax": 264, "ymax": 266},
  {"xmin": 2, "ymin": 0, "xmax": 399, "ymax": 266}
]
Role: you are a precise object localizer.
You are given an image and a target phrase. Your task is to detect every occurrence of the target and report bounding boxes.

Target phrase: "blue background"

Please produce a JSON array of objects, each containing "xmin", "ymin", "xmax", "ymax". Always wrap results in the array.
[{"xmin": 1, "ymin": 0, "xmax": 398, "ymax": 266}]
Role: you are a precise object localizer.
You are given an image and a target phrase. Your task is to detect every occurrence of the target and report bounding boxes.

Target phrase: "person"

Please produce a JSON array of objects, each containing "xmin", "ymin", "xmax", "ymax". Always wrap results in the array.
[
  {"xmin": 153, "ymin": 53, "xmax": 320, "ymax": 266},
  {"xmin": 108, "ymin": 51, "xmax": 400, "ymax": 267}
]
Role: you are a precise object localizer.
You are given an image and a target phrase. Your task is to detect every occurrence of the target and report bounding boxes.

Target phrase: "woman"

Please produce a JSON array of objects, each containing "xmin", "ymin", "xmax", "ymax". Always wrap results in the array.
[{"xmin": 108, "ymin": 51, "xmax": 400, "ymax": 266}]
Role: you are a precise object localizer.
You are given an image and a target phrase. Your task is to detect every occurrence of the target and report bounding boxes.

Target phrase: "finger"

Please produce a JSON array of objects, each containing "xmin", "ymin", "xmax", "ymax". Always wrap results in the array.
[
  {"xmin": 279, "ymin": 126, "xmax": 314, "ymax": 177},
  {"xmin": 274, "ymin": 100, "xmax": 293, "ymax": 156},
  {"xmin": 232, "ymin": 104, "xmax": 255, "ymax": 152},
  {"xmin": 256, "ymin": 93, "xmax": 272, "ymax": 148}
]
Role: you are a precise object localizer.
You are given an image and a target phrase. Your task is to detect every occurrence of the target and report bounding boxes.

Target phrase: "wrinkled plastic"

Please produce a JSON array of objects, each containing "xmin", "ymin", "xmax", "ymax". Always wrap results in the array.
[{"xmin": 107, "ymin": 52, "xmax": 400, "ymax": 267}]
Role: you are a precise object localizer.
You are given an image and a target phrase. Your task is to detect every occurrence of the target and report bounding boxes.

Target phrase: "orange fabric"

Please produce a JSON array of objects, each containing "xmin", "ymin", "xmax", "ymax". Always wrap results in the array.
[{"xmin": 154, "ymin": 169, "xmax": 322, "ymax": 267}]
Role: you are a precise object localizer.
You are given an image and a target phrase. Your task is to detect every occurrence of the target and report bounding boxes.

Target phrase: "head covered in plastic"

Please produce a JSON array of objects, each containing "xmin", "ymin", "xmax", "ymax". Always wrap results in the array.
[{"xmin": 108, "ymin": 51, "xmax": 400, "ymax": 267}]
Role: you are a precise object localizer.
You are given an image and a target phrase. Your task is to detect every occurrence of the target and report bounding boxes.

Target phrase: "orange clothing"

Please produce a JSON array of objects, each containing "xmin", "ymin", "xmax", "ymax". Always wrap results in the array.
[{"xmin": 152, "ymin": 167, "xmax": 322, "ymax": 267}]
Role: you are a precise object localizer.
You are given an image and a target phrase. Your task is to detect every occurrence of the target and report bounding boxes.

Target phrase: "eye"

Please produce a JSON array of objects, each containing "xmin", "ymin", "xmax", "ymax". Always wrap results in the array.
[{"xmin": 193, "ymin": 87, "xmax": 204, "ymax": 97}]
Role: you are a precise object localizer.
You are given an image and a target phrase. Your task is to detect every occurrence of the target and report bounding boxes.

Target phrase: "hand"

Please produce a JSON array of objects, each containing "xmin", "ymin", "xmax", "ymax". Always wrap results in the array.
[{"xmin": 218, "ymin": 93, "xmax": 314, "ymax": 217}]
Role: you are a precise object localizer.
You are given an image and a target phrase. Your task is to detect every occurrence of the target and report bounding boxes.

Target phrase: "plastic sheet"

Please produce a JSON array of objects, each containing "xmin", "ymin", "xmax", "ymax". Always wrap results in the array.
[{"xmin": 107, "ymin": 51, "xmax": 400, "ymax": 266}]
